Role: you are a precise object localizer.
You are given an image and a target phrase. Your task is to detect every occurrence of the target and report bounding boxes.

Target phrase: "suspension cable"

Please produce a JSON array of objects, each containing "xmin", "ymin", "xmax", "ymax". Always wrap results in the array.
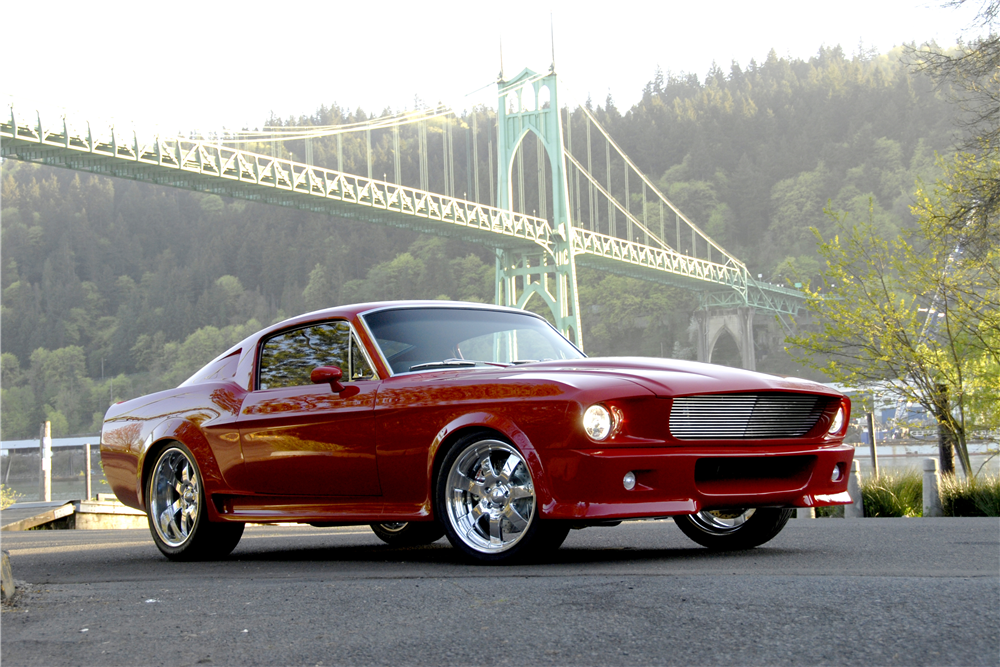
[
  {"xmin": 564, "ymin": 152, "xmax": 673, "ymax": 254},
  {"xmin": 578, "ymin": 107, "xmax": 740, "ymax": 265},
  {"xmin": 203, "ymin": 105, "xmax": 454, "ymax": 145}
]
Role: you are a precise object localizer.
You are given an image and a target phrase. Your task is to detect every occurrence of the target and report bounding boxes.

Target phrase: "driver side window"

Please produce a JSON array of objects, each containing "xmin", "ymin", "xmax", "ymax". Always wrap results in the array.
[{"xmin": 258, "ymin": 322, "xmax": 374, "ymax": 390}]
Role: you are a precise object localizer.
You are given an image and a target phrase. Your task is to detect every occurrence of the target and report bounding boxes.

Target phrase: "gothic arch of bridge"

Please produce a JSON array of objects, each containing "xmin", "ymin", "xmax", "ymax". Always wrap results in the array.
[{"xmin": 694, "ymin": 307, "xmax": 756, "ymax": 371}]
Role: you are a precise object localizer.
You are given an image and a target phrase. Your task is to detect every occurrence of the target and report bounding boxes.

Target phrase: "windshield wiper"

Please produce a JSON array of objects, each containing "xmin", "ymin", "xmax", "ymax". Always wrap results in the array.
[{"xmin": 408, "ymin": 359, "xmax": 477, "ymax": 372}]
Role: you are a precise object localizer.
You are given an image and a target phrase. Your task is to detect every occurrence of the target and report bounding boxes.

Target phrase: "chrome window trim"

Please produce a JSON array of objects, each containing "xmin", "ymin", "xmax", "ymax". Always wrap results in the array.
[
  {"xmin": 353, "ymin": 311, "xmax": 391, "ymax": 378},
  {"xmin": 348, "ymin": 324, "xmax": 380, "ymax": 382}
]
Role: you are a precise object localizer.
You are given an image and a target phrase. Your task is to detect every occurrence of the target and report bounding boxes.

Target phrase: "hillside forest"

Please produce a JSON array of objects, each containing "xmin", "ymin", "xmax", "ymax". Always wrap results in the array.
[{"xmin": 0, "ymin": 44, "xmax": 967, "ymax": 439}]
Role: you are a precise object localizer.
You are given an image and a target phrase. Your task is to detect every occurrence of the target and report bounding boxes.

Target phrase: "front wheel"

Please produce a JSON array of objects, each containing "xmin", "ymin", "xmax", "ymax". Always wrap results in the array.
[
  {"xmin": 674, "ymin": 508, "xmax": 792, "ymax": 550},
  {"xmin": 435, "ymin": 434, "xmax": 569, "ymax": 564},
  {"xmin": 146, "ymin": 444, "xmax": 244, "ymax": 561},
  {"xmin": 369, "ymin": 521, "xmax": 445, "ymax": 546}
]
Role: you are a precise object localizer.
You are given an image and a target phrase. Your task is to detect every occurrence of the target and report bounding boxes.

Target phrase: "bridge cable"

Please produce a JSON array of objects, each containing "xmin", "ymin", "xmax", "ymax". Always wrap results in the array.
[
  {"xmin": 564, "ymin": 152, "xmax": 673, "ymax": 254},
  {"xmin": 208, "ymin": 105, "xmax": 455, "ymax": 145},
  {"xmin": 578, "ymin": 107, "xmax": 741, "ymax": 267},
  {"xmin": 472, "ymin": 113, "xmax": 480, "ymax": 203}
]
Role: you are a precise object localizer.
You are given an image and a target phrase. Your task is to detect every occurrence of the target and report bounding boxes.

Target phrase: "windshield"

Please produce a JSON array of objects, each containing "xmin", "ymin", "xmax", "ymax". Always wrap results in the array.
[{"xmin": 362, "ymin": 307, "xmax": 585, "ymax": 375}]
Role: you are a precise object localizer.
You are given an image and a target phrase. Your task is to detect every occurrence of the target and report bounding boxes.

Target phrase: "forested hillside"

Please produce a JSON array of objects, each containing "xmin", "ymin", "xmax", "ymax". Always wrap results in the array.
[{"xmin": 0, "ymin": 44, "xmax": 963, "ymax": 438}]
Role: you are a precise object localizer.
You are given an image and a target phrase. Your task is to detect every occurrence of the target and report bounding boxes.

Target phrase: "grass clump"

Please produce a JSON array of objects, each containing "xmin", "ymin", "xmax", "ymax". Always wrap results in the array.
[
  {"xmin": 940, "ymin": 474, "xmax": 1000, "ymax": 517},
  {"xmin": 861, "ymin": 469, "xmax": 923, "ymax": 517}
]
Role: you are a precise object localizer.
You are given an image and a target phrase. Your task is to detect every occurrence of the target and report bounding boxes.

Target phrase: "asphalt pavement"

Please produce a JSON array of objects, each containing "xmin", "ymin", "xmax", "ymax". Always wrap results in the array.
[{"xmin": 1, "ymin": 517, "xmax": 997, "ymax": 666}]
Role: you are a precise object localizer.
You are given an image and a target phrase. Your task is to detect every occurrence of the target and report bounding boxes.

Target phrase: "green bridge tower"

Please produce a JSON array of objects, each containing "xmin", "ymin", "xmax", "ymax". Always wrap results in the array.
[{"xmin": 494, "ymin": 67, "xmax": 583, "ymax": 346}]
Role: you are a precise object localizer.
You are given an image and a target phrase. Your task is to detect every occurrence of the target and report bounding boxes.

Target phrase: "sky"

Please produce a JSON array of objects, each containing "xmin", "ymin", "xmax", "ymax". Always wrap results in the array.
[{"xmin": 3, "ymin": 0, "xmax": 990, "ymax": 137}]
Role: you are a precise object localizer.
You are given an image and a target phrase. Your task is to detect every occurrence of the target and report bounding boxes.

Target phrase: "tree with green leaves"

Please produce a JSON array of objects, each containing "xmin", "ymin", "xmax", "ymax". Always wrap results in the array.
[
  {"xmin": 791, "ymin": 1, "xmax": 999, "ymax": 477},
  {"xmin": 913, "ymin": 0, "xmax": 998, "ymax": 260},
  {"xmin": 787, "ymin": 166, "xmax": 998, "ymax": 477}
]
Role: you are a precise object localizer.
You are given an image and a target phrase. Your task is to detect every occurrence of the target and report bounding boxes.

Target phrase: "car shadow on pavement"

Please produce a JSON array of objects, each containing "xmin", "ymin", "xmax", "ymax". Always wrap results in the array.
[{"xmin": 223, "ymin": 541, "xmax": 802, "ymax": 567}]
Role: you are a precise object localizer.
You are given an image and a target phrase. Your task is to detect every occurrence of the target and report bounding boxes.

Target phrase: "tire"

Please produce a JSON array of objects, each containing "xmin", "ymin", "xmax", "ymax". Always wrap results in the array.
[
  {"xmin": 674, "ymin": 508, "xmax": 792, "ymax": 550},
  {"xmin": 146, "ymin": 444, "xmax": 244, "ymax": 561},
  {"xmin": 369, "ymin": 521, "xmax": 445, "ymax": 546},
  {"xmin": 435, "ymin": 434, "xmax": 570, "ymax": 564}
]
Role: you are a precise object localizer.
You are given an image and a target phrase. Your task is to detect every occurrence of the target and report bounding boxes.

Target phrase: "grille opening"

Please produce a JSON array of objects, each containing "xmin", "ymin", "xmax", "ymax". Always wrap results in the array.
[
  {"xmin": 695, "ymin": 455, "xmax": 816, "ymax": 495},
  {"xmin": 669, "ymin": 393, "xmax": 828, "ymax": 440}
]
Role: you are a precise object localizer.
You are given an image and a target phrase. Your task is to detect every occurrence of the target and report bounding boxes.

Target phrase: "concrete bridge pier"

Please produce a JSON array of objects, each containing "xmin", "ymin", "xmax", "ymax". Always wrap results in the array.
[{"xmin": 694, "ymin": 306, "xmax": 756, "ymax": 371}]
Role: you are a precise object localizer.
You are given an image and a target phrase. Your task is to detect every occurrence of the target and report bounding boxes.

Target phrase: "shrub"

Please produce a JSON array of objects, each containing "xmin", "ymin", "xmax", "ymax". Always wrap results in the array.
[
  {"xmin": 940, "ymin": 474, "xmax": 1000, "ymax": 517},
  {"xmin": 818, "ymin": 468, "xmax": 1000, "ymax": 518},
  {"xmin": 815, "ymin": 504, "xmax": 844, "ymax": 518},
  {"xmin": 0, "ymin": 484, "xmax": 21, "ymax": 510},
  {"xmin": 860, "ymin": 470, "xmax": 923, "ymax": 517}
]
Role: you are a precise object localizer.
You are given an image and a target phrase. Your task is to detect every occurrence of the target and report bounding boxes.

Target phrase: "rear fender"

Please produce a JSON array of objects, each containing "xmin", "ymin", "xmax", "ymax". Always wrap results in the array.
[{"xmin": 139, "ymin": 419, "xmax": 228, "ymax": 522}]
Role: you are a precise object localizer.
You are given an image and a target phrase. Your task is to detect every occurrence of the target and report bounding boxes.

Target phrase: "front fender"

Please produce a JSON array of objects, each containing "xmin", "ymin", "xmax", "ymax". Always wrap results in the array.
[{"xmin": 426, "ymin": 411, "xmax": 555, "ymax": 516}]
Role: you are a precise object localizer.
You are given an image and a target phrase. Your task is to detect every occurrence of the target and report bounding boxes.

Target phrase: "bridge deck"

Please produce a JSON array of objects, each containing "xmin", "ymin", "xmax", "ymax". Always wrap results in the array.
[{"xmin": 1, "ymin": 110, "xmax": 806, "ymax": 316}]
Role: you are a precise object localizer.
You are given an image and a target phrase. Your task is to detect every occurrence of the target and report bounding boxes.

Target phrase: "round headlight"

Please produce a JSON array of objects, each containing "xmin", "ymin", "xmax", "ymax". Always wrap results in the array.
[
  {"xmin": 583, "ymin": 404, "xmax": 613, "ymax": 440},
  {"xmin": 828, "ymin": 405, "xmax": 845, "ymax": 435}
]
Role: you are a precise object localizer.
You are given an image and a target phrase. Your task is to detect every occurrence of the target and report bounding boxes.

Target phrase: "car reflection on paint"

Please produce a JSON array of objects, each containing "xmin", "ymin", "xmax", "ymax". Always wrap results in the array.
[{"xmin": 101, "ymin": 301, "xmax": 854, "ymax": 564}]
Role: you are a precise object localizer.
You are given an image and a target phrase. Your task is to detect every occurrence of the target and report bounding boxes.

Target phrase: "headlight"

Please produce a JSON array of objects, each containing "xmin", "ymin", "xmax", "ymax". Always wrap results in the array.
[
  {"xmin": 828, "ymin": 405, "xmax": 845, "ymax": 436},
  {"xmin": 583, "ymin": 404, "xmax": 613, "ymax": 440}
]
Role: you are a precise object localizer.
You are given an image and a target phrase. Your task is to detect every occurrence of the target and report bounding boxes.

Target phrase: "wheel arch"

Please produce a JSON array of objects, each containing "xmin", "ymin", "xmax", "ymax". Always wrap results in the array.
[
  {"xmin": 137, "ymin": 419, "xmax": 227, "ymax": 521},
  {"xmin": 426, "ymin": 412, "xmax": 554, "ymax": 519}
]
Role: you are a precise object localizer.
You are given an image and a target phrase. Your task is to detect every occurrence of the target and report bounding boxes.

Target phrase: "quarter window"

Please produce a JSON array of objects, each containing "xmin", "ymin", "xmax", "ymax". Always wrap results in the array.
[{"xmin": 258, "ymin": 322, "xmax": 375, "ymax": 390}]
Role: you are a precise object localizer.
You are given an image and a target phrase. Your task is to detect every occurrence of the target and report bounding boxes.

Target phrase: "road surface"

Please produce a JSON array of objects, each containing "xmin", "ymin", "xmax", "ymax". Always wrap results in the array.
[{"xmin": 2, "ymin": 517, "xmax": 997, "ymax": 666}]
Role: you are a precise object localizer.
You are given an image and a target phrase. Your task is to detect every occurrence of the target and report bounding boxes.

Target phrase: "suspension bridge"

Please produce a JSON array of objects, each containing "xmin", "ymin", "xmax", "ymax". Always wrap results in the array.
[{"xmin": 0, "ymin": 67, "xmax": 806, "ymax": 369}]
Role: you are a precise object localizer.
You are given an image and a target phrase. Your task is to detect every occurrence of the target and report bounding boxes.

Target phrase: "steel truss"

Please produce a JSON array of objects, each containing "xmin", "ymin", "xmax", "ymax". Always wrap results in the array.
[{"xmin": 2, "ymin": 102, "xmax": 808, "ymax": 347}]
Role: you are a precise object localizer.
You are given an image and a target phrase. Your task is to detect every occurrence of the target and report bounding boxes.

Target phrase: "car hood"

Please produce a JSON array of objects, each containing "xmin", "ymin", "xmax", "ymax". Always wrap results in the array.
[{"xmin": 511, "ymin": 357, "xmax": 841, "ymax": 398}]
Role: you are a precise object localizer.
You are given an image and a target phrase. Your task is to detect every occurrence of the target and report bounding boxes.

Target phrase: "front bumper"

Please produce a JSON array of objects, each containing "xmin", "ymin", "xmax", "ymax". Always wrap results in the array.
[{"xmin": 540, "ymin": 443, "xmax": 854, "ymax": 520}]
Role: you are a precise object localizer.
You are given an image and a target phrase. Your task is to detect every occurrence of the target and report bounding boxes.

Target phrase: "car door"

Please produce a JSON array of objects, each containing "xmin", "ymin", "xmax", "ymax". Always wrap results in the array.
[{"xmin": 237, "ymin": 320, "xmax": 381, "ymax": 496}]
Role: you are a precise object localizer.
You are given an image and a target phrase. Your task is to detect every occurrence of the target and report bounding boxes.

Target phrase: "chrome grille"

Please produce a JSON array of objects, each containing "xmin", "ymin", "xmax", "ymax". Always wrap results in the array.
[{"xmin": 669, "ymin": 393, "xmax": 825, "ymax": 440}]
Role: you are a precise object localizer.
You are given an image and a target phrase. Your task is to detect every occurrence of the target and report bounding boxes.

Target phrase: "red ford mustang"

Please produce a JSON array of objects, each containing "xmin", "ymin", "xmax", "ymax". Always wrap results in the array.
[{"xmin": 101, "ymin": 301, "xmax": 853, "ymax": 563}]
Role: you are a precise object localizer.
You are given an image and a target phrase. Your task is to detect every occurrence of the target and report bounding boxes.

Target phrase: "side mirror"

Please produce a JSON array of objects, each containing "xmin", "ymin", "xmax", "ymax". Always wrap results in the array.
[{"xmin": 310, "ymin": 366, "xmax": 346, "ymax": 393}]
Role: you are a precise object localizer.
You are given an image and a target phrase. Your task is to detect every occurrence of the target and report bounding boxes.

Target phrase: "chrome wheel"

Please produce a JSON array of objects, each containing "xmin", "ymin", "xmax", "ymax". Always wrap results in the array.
[
  {"xmin": 444, "ymin": 439, "xmax": 535, "ymax": 554},
  {"xmin": 686, "ymin": 508, "xmax": 756, "ymax": 534},
  {"xmin": 149, "ymin": 447, "xmax": 201, "ymax": 548},
  {"xmin": 377, "ymin": 522, "xmax": 409, "ymax": 533},
  {"xmin": 674, "ymin": 507, "xmax": 792, "ymax": 550},
  {"xmin": 369, "ymin": 521, "xmax": 445, "ymax": 546}
]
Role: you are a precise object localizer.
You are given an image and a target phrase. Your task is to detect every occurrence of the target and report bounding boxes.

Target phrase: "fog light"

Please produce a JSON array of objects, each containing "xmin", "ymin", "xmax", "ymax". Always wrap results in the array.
[
  {"xmin": 831, "ymin": 464, "xmax": 844, "ymax": 482},
  {"xmin": 623, "ymin": 471, "xmax": 636, "ymax": 490}
]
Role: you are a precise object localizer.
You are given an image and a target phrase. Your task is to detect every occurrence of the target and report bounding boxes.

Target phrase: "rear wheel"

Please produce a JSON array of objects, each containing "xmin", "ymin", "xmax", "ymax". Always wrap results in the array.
[
  {"xmin": 369, "ymin": 521, "xmax": 445, "ymax": 546},
  {"xmin": 674, "ymin": 508, "xmax": 792, "ymax": 550},
  {"xmin": 146, "ymin": 444, "xmax": 244, "ymax": 561},
  {"xmin": 435, "ymin": 434, "xmax": 569, "ymax": 564}
]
